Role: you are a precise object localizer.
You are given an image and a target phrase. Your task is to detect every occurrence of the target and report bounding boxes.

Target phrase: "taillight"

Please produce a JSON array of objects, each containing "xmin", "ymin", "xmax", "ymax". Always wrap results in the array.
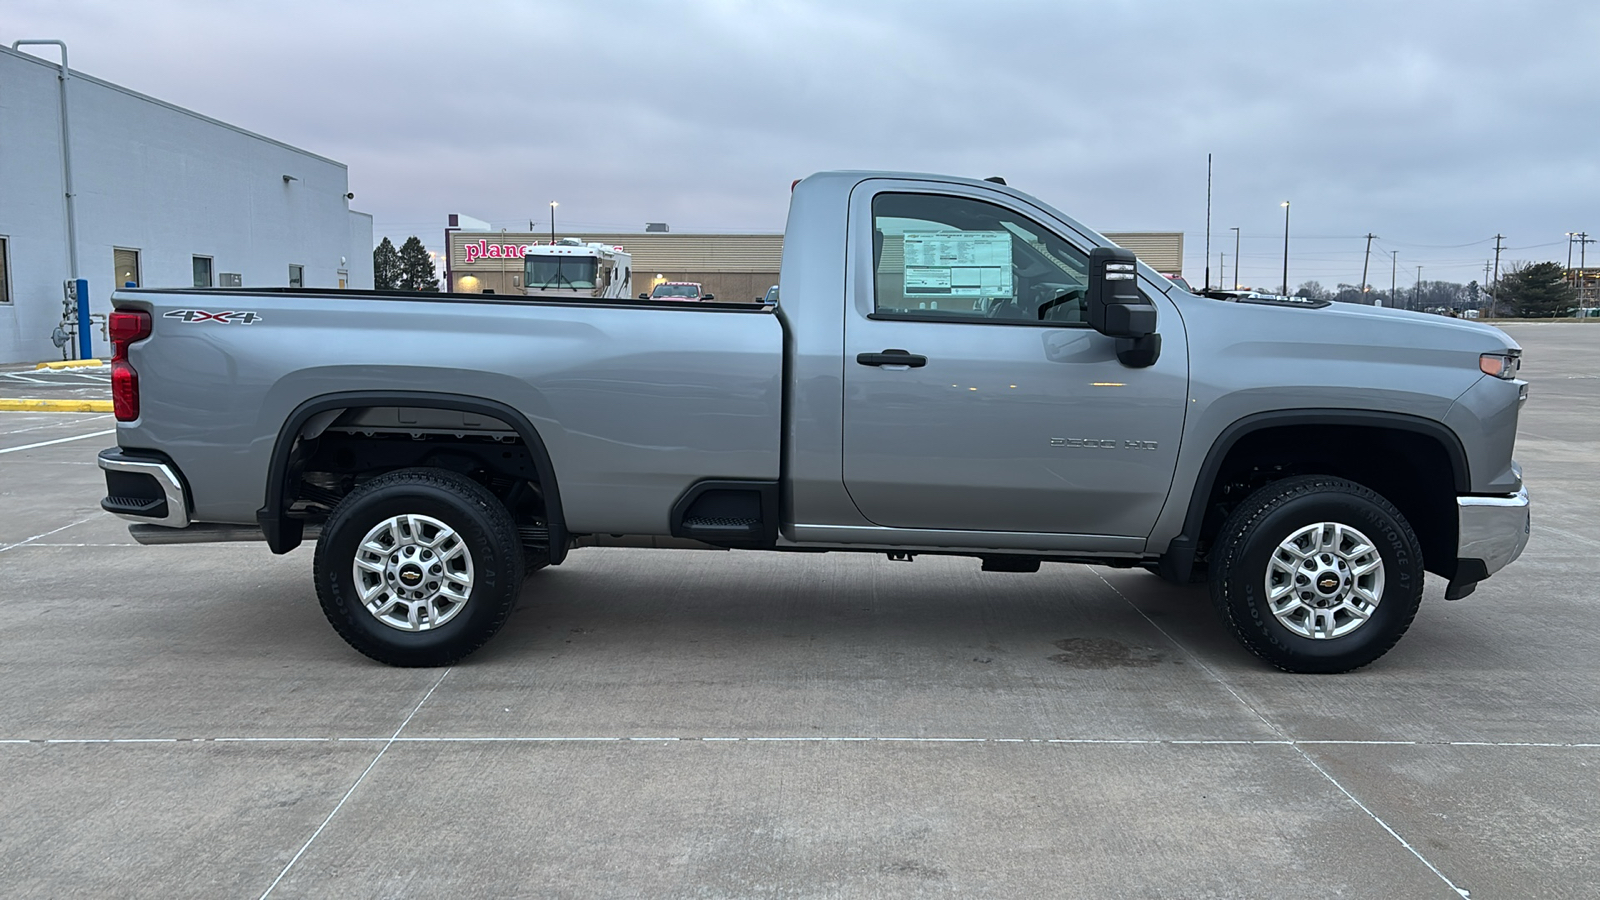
[{"xmin": 109, "ymin": 310, "xmax": 151, "ymax": 422}]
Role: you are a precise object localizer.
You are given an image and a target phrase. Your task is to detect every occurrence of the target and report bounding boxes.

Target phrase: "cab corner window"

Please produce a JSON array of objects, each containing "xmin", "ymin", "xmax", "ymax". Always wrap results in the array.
[{"xmin": 871, "ymin": 193, "xmax": 1089, "ymax": 325}]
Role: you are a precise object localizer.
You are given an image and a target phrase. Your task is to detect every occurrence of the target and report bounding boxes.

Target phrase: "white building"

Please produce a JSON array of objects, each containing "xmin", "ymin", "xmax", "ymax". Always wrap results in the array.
[{"xmin": 0, "ymin": 43, "xmax": 373, "ymax": 363}]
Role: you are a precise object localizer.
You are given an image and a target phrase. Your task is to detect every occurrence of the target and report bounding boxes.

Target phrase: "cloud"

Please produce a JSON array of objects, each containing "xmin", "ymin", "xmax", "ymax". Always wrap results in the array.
[{"xmin": 7, "ymin": 0, "xmax": 1597, "ymax": 284}]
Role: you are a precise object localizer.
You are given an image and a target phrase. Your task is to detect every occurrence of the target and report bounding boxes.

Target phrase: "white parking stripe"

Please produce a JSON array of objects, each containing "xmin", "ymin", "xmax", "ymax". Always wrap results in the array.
[
  {"xmin": 258, "ymin": 667, "xmax": 453, "ymax": 900},
  {"xmin": 0, "ymin": 414, "xmax": 114, "ymax": 437},
  {"xmin": 1092, "ymin": 570, "xmax": 1474, "ymax": 900},
  {"xmin": 5, "ymin": 736, "xmax": 1597, "ymax": 748},
  {"xmin": 0, "ymin": 429, "xmax": 115, "ymax": 454},
  {"xmin": 0, "ymin": 515, "xmax": 103, "ymax": 554}
]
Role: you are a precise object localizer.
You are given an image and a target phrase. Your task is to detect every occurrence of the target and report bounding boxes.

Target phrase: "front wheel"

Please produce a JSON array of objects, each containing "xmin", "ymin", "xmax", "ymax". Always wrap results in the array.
[
  {"xmin": 314, "ymin": 468, "xmax": 524, "ymax": 667},
  {"xmin": 1210, "ymin": 476, "xmax": 1424, "ymax": 673}
]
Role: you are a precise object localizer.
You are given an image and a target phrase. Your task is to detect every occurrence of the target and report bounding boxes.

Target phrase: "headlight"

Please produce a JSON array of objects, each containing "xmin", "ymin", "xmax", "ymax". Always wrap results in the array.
[{"xmin": 1480, "ymin": 352, "xmax": 1521, "ymax": 379}]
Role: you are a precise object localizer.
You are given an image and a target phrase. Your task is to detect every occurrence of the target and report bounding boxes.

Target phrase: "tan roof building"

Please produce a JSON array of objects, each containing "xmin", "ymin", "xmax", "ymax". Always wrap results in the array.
[{"xmin": 444, "ymin": 229, "xmax": 1182, "ymax": 301}]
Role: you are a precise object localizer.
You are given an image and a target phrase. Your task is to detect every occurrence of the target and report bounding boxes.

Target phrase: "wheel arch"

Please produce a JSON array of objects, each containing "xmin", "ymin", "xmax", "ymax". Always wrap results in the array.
[
  {"xmin": 1161, "ymin": 410, "xmax": 1468, "ymax": 582},
  {"xmin": 258, "ymin": 391, "xmax": 567, "ymax": 561}
]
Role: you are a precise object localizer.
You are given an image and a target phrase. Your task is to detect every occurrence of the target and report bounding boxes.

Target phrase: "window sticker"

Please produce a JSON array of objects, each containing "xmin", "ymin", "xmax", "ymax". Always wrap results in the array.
[{"xmin": 901, "ymin": 232, "xmax": 1013, "ymax": 299}]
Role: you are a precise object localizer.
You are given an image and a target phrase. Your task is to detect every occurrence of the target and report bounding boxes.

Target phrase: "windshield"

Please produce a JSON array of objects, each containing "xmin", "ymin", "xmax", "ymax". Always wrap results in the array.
[
  {"xmin": 651, "ymin": 284, "xmax": 700, "ymax": 298},
  {"xmin": 525, "ymin": 256, "xmax": 598, "ymax": 291}
]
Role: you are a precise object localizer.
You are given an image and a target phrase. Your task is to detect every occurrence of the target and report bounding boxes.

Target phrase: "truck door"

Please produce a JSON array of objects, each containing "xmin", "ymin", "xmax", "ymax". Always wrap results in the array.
[{"xmin": 841, "ymin": 184, "xmax": 1189, "ymax": 538}]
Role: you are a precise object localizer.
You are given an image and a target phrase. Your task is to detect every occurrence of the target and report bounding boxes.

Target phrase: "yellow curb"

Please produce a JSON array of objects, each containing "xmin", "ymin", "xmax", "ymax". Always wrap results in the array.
[
  {"xmin": 36, "ymin": 358, "xmax": 104, "ymax": 370},
  {"xmin": 0, "ymin": 398, "xmax": 114, "ymax": 412}
]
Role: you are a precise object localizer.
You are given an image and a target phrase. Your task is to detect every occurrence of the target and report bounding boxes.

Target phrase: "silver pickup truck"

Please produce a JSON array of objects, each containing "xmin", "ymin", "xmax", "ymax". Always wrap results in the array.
[{"xmin": 98, "ymin": 171, "xmax": 1530, "ymax": 673}]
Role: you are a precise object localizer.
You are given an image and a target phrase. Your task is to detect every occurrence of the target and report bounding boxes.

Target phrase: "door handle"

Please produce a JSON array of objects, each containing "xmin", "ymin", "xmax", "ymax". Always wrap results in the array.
[{"xmin": 857, "ymin": 349, "xmax": 928, "ymax": 368}]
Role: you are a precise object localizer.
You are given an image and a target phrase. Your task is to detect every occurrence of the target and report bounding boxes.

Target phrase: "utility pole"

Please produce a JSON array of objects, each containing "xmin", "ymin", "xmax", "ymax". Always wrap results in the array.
[
  {"xmin": 1359, "ymin": 233, "xmax": 1376, "ymax": 304},
  {"xmin": 1204, "ymin": 154, "xmax": 1212, "ymax": 291},
  {"xmin": 1580, "ymin": 232, "xmax": 1595, "ymax": 316},
  {"xmin": 1492, "ymin": 234, "xmax": 1505, "ymax": 298},
  {"xmin": 1390, "ymin": 250, "xmax": 1397, "ymax": 309},
  {"xmin": 1483, "ymin": 261, "xmax": 1493, "ymax": 316},
  {"xmin": 1219, "ymin": 253, "xmax": 1225, "ymax": 291},
  {"xmin": 1414, "ymin": 266, "xmax": 1422, "ymax": 309},
  {"xmin": 1568, "ymin": 232, "xmax": 1578, "ymax": 291},
  {"xmin": 1230, "ymin": 226, "xmax": 1240, "ymax": 289}
]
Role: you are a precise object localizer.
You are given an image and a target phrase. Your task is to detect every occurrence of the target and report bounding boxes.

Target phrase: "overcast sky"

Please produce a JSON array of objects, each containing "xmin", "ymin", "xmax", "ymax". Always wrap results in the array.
[{"xmin": 10, "ymin": 0, "xmax": 1599, "ymax": 290}]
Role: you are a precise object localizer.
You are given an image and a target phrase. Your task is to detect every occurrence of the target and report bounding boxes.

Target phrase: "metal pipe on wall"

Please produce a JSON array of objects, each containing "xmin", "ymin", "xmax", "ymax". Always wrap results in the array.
[{"xmin": 13, "ymin": 39, "xmax": 89, "ymax": 359}]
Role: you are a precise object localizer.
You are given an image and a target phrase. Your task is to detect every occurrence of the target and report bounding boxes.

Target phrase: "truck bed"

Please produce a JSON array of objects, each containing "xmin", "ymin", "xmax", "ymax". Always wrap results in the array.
[{"xmin": 113, "ymin": 287, "xmax": 785, "ymax": 533}]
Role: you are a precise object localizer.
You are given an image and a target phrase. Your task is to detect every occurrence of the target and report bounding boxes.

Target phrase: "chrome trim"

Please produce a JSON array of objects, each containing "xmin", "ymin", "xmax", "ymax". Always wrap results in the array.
[
  {"xmin": 1458, "ymin": 485, "xmax": 1530, "ymax": 578},
  {"xmin": 98, "ymin": 453, "xmax": 190, "ymax": 528}
]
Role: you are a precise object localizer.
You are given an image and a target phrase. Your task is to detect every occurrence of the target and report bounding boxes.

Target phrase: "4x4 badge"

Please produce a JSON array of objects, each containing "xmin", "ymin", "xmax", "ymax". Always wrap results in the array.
[{"xmin": 163, "ymin": 309, "xmax": 263, "ymax": 324}]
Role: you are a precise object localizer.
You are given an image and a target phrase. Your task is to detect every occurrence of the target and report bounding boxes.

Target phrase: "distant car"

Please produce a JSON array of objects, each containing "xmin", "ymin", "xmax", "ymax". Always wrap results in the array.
[
  {"xmin": 1164, "ymin": 274, "xmax": 1194, "ymax": 292},
  {"xmin": 762, "ymin": 285, "xmax": 779, "ymax": 304},
  {"xmin": 641, "ymin": 282, "xmax": 712, "ymax": 302}
]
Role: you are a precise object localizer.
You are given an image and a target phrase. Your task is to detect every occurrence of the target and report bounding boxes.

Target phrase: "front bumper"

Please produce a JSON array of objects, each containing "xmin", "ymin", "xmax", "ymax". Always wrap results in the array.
[{"xmin": 1446, "ymin": 485, "xmax": 1530, "ymax": 599}]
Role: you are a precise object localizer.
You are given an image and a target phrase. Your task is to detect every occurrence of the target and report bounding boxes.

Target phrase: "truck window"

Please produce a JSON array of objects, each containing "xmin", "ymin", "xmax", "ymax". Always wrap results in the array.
[{"xmin": 871, "ymin": 193, "xmax": 1089, "ymax": 324}]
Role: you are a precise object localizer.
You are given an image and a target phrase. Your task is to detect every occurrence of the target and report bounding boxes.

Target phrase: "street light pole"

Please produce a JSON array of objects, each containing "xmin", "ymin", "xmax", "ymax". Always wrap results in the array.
[
  {"xmin": 549, "ymin": 201, "xmax": 558, "ymax": 245},
  {"xmin": 1230, "ymin": 226, "xmax": 1240, "ymax": 289},
  {"xmin": 1280, "ymin": 201, "xmax": 1290, "ymax": 296}
]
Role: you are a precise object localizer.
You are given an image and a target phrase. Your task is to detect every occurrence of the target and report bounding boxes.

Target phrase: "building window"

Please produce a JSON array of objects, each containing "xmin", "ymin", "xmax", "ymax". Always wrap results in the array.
[
  {"xmin": 0, "ymin": 236, "xmax": 11, "ymax": 304},
  {"xmin": 114, "ymin": 248, "xmax": 141, "ymax": 289},
  {"xmin": 289, "ymin": 264, "xmax": 304, "ymax": 288},
  {"xmin": 193, "ymin": 256, "xmax": 213, "ymax": 288}
]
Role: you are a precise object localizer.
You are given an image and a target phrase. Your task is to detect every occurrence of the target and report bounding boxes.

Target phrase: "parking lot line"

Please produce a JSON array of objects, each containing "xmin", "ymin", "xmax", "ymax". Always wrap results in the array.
[
  {"xmin": 5, "ymin": 735, "xmax": 1597, "ymax": 748},
  {"xmin": 0, "ymin": 413, "xmax": 113, "ymax": 437},
  {"xmin": 257, "ymin": 667, "xmax": 453, "ymax": 900},
  {"xmin": 1092, "ymin": 568, "xmax": 1474, "ymax": 900},
  {"xmin": 0, "ymin": 428, "xmax": 115, "ymax": 454},
  {"xmin": 0, "ymin": 514, "xmax": 103, "ymax": 554}
]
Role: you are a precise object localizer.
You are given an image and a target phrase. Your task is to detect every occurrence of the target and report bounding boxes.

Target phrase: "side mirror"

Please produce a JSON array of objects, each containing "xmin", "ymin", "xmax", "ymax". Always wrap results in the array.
[
  {"xmin": 639, "ymin": 293, "xmax": 650, "ymax": 300},
  {"xmin": 1085, "ymin": 246, "xmax": 1162, "ymax": 368},
  {"xmin": 701, "ymin": 293, "xmax": 715, "ymax": 301},
  {"xmin": 1086, "ymin": 247, "xmax": 1155, "ymax": 337}
]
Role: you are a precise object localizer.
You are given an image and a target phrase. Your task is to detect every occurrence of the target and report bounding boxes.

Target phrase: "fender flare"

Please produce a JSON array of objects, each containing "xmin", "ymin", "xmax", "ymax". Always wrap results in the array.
[
  {"xmin": 1158, "ymin": 409, "xmax": 1469, "ymax": 582},
  {"xmin": 257, "ymin": 391, "xmax": 567, "ymax": 562}
]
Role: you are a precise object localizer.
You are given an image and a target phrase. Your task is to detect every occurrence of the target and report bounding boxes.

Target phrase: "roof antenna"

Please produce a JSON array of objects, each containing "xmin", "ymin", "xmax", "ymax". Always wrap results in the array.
[{"xmin": 983, "ymin": 176, "xmax": 1007, "ymax": 185}]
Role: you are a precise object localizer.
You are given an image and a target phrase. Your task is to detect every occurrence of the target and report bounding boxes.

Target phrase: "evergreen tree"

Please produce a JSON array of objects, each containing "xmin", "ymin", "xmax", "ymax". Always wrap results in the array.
[
  {"xmin": 396, "ymin": 236, "xmax": 440, "ymax": 292},
  {"xmin": 1495, "ymin": 261, "xmax": 1575, "ymax": 318},
  {"xmin": 373, "ymin": 237, "xmax": 402, "ymax": 290}
]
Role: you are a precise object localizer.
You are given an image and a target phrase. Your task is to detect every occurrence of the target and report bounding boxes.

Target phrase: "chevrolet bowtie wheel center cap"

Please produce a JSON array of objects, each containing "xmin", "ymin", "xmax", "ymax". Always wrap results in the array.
[
  {"xmin": 1264, "ymin": 522, "xmax": 1386, "ymax": 640},
  {"xmin": 351, "ymin": 513, "xmax": 476, "ymax": 633}
]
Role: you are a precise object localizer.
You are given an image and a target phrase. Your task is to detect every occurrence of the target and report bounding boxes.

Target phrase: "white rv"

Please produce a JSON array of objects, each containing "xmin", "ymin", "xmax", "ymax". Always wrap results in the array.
[{"xmin": 522, "ymin": 238, "xmax": 632, "ymax": 299}]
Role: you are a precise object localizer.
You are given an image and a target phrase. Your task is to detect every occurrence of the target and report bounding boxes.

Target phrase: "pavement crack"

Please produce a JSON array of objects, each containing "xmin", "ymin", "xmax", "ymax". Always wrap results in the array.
[
  {"xmin": 1091, "ymin": 569, "xmax": 1472, "ymax": 899},
  {"xmin": 258, "ymin": 667, "xmax": 451, "ymax": 900}
]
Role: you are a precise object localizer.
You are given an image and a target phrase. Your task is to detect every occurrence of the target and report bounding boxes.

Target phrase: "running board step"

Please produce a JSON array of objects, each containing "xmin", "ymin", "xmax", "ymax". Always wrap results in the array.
[{"xmin": 129, "ymin": 523, "xmax": 322, "ymax": 545}]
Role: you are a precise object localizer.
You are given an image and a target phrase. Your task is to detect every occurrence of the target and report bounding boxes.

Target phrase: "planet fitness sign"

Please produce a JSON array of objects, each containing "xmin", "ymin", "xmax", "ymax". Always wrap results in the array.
[{"xmin": 462, "ymin": 240, "xmax": 538, "ymax": 263}]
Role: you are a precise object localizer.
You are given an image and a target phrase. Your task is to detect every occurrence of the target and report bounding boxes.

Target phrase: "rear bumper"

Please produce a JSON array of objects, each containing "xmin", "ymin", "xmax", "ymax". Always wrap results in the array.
[
  {"xmin": 1446, "ymin": 485, "xmax": 1530, "ymax": 599},
  {"xmin": 98, "ymin": 448, "xmax": 190, "ymax": 529}
]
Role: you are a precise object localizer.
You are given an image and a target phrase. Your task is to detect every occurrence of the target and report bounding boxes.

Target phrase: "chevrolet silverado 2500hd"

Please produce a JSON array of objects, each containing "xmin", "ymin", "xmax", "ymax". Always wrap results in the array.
[{"xmin": 98, "ymin": 171, "xmax": 1531, "ymax": 672}]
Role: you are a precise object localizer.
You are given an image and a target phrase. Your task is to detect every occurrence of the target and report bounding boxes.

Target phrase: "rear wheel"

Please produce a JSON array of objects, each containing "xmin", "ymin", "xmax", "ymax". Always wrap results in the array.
[
  {"xmin": 1209, "ymin": 475, "xmax": 1423, "ymax": 673},
  {"xmin": 315, "ymin": 468, "xmax": 523, "ymax": 667}
]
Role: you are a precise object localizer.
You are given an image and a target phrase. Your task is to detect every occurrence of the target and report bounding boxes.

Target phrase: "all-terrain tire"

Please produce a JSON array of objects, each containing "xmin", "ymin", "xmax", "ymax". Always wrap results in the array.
[
  {"xmin": 1209, "ymin": 475, "xmax": 1424, "ymax": 674},
  {"xmin": 315, "ymin": 468, "xmax": 524, "ymax": 667}
]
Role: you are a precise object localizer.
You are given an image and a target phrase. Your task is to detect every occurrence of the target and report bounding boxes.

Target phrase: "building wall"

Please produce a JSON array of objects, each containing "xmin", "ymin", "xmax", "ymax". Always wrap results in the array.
[{"xmin": 0, "ymin": 46, "xmax": 373, "ymax": 362}]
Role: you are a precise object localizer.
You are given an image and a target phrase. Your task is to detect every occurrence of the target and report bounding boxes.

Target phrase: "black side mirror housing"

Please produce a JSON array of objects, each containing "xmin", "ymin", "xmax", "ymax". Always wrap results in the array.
[
  {"xmin": 1086, "ymin": 247, "xmax": 1161, "ymax": 368},
  {"xmin": 1086, "ymin": 247, "xmax": 1156, "ymax": 337},
  {"xmin": 639, "ymin": 293, "xmax": 650, "ymax": 300},
  {"xmin": 701, "ymin": 293, "xmax": 715, "ymax": 301}
]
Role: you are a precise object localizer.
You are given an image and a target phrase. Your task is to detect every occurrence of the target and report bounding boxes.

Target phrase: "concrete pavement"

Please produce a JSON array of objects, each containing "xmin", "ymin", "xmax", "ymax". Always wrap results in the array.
[{"xmin": 0, "ymin": 322, "xmax": 1595, "ymax": 898}]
